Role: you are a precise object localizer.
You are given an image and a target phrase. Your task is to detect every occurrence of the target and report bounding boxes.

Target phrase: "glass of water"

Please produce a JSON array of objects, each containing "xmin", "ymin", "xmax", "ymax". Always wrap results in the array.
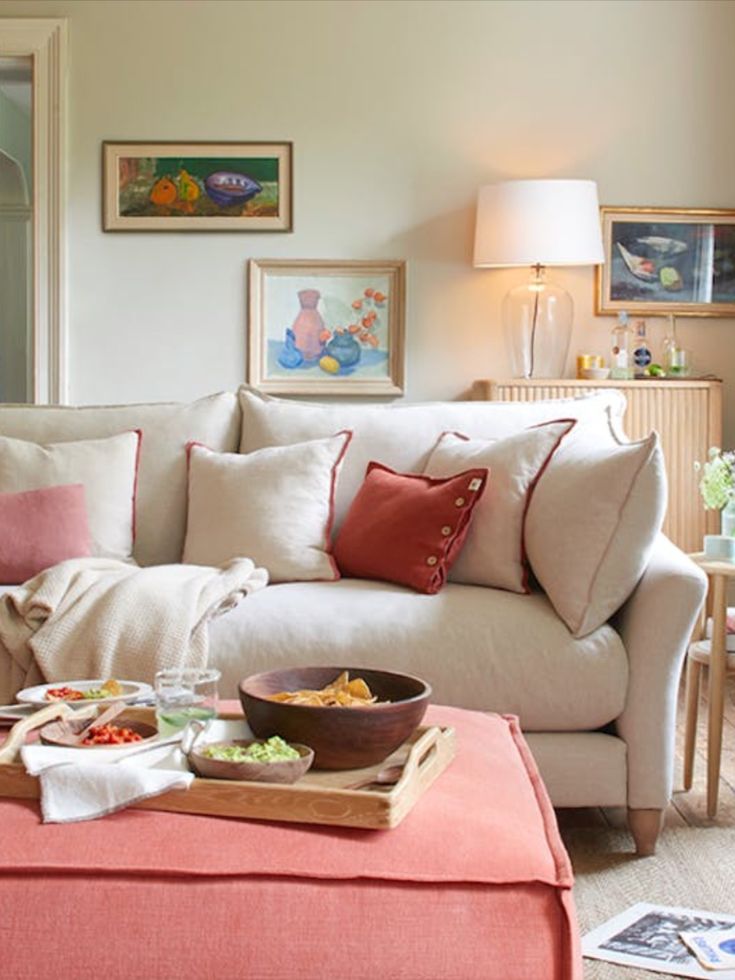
[{"xmin": 154, "ymin": 667, "xmax": 220, "ymax": 737}]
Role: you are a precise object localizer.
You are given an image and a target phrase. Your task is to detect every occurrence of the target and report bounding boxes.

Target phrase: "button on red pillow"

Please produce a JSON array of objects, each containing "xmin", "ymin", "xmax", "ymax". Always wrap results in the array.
[{"xmin": 333, "ymin": 462, "xmax": 488, "ymax": 595}]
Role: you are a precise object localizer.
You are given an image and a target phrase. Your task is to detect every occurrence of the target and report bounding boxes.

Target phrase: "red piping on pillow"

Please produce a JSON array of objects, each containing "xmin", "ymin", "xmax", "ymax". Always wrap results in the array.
[
  {"xmin": 519, "ymin": 418, "xmax": 577, "ymax": 592},
  {"xmin": 324, "ymin": 430, "xmax": 354, "ymax": 581},
  {"xmin": 185, "ymin": 440, "xmax": 208, "ymax": 472},
  {"xmin": 130, "ymin": 429, "xmax": 143, "ymax": 545}
]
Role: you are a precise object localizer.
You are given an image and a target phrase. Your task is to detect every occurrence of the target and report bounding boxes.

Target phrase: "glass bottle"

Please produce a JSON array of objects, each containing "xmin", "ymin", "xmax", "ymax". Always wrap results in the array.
[
  {"xmin": 610, "ymin": 311, "xmax": 634, "ymax": 379},
  {"xmin": 662, "ymin": 314, "xmax": 678, "ymax": 366},
  {"xmin": 633, "ymin": 319, "xmax": 652, "ymax": 377},
  {"xmin": 662, "ymin": 314, "xmax": 691, "ymax": 377}
]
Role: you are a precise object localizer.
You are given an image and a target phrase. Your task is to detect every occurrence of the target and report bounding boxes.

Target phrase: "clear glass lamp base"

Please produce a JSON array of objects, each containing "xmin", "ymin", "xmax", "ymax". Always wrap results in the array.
[{"xmin": 503, "ymin": 269, "xmax": 574, "ymax": 379}]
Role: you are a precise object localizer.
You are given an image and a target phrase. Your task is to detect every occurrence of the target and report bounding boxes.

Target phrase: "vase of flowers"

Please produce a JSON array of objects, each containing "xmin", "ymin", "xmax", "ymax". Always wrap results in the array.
[{"xmin": 696, "ymin": 447, "xmax": 735, "ymax": 536}]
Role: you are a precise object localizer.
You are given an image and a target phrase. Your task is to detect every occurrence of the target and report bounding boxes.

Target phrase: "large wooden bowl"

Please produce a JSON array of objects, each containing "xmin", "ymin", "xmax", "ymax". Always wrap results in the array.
[{"xmin": 239, "ymin": 667, "xmax": 431, "ymax": 770}]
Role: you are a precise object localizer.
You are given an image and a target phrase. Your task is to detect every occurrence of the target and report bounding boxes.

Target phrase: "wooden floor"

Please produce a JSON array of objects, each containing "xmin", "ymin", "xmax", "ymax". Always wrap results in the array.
[{"xmin": 556, "ymin": 671, "xmax": 735, "ymax": 834}]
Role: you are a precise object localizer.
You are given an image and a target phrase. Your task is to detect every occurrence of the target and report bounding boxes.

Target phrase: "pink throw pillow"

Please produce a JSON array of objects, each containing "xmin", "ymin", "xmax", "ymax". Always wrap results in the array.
[{"xmin": 0, "ymin": 484, "xmax": 91, "ymax": 584}]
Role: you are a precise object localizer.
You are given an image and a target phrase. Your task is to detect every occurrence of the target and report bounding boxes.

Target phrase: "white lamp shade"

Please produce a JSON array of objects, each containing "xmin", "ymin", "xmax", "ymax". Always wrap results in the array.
[{"xmin": 473, "ymin": 179, "xmax": 604, "ymax": 268}]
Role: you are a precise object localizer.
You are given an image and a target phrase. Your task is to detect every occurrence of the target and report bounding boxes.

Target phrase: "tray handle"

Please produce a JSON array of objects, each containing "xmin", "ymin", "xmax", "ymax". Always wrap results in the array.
[
  {"xmin": 393, "ymin": 725, "xmax": 442, "ymax": 791},
  {"xmin": 0, "ymin": 702, "xmax": 95, "ymax": 765}
]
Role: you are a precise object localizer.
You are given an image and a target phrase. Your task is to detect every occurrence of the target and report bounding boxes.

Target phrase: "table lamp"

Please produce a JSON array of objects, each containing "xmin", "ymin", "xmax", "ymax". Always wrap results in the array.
[{"xmin": 473, "ymin": 179, "xmax": 604, "ymax": 378}]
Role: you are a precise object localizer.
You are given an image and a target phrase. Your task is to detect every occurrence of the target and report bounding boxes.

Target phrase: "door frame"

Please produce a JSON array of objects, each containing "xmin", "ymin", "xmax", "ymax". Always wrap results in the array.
[{"xmin": 0, "ymin": 18, "xmax": 67, "ymax": 403}]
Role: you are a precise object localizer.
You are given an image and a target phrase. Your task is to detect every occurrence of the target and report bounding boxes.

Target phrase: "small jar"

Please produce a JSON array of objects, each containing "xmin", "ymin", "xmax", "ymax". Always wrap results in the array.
[{"xmin": 576, "ymin": 354, "xmax": 603, "ymax": 379}]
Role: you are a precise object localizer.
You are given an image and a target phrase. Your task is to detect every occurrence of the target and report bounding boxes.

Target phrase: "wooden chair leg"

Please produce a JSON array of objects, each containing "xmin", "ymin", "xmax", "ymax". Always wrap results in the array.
[
  {"xmin": 707, "ymin": 574, "xmax": 728, "ymax": 819},
  {"xmin": 683, "ymin": 656, "xmax": 702, "ymax": 791},
  {"xmin": 628, "ymin": 808, "xmax": 663, "ymax": 856}
]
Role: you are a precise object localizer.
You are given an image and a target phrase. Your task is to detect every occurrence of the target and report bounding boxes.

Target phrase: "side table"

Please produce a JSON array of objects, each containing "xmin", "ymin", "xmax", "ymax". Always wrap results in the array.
[{"xmin": 683, "ymin": 552, "xmax": 735, "ymax": 817}]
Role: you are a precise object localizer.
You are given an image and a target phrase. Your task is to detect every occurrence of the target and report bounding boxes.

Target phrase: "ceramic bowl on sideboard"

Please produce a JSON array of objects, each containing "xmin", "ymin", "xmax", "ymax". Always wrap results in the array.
[
  {"xmin": 581, "ymin": 366, "xmax": 611, "ymax": 380},
  {"xmin": 188, "ymin": 739, "xmax": 314, "ymax": 784},
  {"xmin": 239, "ymin": 666, "xmax": 431, "ymax": 770}
]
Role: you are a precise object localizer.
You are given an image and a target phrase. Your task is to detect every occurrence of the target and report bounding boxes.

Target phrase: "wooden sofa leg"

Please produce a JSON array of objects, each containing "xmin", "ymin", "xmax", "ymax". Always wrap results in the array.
[{"xmin": 628, "ymin": 808, "xmax": 663, "ymax": 856}]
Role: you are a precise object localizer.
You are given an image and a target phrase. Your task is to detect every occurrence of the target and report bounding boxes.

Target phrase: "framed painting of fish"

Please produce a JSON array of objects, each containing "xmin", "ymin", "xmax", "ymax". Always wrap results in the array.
[
  {"xmin": 248, "ymin": 259, "xmax": 406, "ymax": 396},
  {"xmin": 102, "ymin": 141, "xmax": 292, "ymax": 231},
  {"xmin": 596, "ymin": 206, "xmax": 735, "ymax": 316}
]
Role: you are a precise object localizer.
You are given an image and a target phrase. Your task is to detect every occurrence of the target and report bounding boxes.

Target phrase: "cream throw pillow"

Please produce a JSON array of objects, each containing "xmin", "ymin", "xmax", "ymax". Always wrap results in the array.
[
  {"xmin": 525, "ymin": 431, "xmax": 667, "ymax": 637},
  {"xmin": 238, "ymin": 385, "xmax": 626, "ymax": 531},
  {"xmin": 183, "ymin": 432, "xmax": 352, "ymax": 582},
  {"xmin": 423, "ymin": 421, "xmax": 574, "ymax": 593},
  {"xmin": 0, "ymin": 391, "xmax": 240, "ymax": 566},
  {"xmin": 0, "ymin": 431, "xmax": 141, "ymax": 561}
]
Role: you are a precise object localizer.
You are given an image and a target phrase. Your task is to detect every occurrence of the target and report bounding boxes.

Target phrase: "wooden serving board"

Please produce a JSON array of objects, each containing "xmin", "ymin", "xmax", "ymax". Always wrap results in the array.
[{"xmin": 0, "ymin": 708, "xmax": 456, "ymax": 830}]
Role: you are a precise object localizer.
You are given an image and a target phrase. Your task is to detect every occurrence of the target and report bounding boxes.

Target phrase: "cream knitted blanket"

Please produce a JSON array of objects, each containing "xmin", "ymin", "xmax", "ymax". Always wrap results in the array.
[{"xmin": 0, "ymin": 557, "xmax": 268, "ymax": 703}]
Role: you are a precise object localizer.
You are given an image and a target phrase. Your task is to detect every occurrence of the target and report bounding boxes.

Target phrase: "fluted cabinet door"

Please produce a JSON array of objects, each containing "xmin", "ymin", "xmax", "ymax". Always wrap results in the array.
[{"xmin": 473, "ymin": 378, "xmax": 723, "ymax": 554}]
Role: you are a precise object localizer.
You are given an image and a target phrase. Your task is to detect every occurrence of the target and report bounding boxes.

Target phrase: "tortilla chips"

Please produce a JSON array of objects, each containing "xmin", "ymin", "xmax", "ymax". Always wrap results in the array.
[{"xmin": 269, "ymin": 671, "xmax": 386, "ymax": 708}]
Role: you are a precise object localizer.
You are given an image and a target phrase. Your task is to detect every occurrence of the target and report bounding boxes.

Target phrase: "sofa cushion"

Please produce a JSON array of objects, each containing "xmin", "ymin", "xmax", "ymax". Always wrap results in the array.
[
  {"xmin": 208, "ymin": 579, "xmax": 628, "ymax": 731},
  {"xmin": 423, "ymin": 421, "xmax": 574, "ymax": 593},
  {"xmin": 183, "ymin": 433, "xmax": 351, "ymax": 583},
  {"xmin": 0, "ymin": 484, "xmax": 91, "ymax": 583},
  {"xmin": 238, "ymin": 386, "xmax": 625, "ymax": 530},
  {"xmin": 0, "ymin": 432, "xmax": 140, "ymax": 561},
  {"xmin": 333, "ymin": 462, "xmax": 488, "ymax": 594},
  {"xmin": 0, "ymin": 392, "xmax": 240, "ymax": 566},
  {"xmin": 525, "ymin": 431, "xmax": 667, "ymax": 637}
]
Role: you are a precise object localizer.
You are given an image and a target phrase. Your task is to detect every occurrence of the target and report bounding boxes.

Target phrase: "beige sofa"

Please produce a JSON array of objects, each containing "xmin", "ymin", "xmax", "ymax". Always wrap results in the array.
[{"xmin": 0, "ymin": 387, "xmax": 706, "ymax": 853}]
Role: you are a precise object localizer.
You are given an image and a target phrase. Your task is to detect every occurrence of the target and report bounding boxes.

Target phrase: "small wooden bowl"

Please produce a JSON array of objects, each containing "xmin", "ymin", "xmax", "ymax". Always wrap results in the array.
[
  {"xmin": 239, "ymin": 667, "xmax": 431, "ymax": 770},
  {"xmin": 39, "ymin": 715, "xmax": 158, "ymax": 749},
  {"xmin": 189, "ymin": 739, "xmax": 314, "ymax": 784}
]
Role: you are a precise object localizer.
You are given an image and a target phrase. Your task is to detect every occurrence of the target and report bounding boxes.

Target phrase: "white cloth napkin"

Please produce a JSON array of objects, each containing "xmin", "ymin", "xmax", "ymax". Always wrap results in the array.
[{"xmin": 21, "ymin": 739, "xmax": 195, "ymax": 824}]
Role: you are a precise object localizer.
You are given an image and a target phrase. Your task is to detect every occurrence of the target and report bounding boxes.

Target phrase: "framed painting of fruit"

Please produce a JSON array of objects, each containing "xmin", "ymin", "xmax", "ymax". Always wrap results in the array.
[
  {"xmin": 596, "ymin": 206, "xmax": 735, "ymax": 316},
  {"xmin": 102, "ymin": 141, "xmax": 292, "ymax": 231},
  {"xmin": 248, "ymin": 260, "xmax": 405, "ymax": 395}
]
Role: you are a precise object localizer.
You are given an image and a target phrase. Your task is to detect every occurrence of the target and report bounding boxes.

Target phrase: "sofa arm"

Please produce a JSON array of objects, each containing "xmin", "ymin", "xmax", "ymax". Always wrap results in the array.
[{"xmin": 613, "ymin": 534, "xmax": 707, "ymax": 809}]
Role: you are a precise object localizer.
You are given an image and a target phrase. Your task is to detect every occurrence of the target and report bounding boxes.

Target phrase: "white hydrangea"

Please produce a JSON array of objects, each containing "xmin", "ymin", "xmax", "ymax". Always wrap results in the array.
[{"xmin": 696, "ymin": 448, "xmax": 735, "ymax": 510}]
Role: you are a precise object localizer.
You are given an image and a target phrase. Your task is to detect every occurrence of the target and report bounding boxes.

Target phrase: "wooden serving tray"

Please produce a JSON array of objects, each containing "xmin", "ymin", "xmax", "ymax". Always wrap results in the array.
[{"xmin": 0, "ymin": 708, "xmax": 456, "ymax": 830}]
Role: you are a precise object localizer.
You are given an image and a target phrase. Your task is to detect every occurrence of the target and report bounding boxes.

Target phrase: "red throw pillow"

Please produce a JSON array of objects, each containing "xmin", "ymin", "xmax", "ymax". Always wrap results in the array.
[
  {"xmin": 333, "ymin": 462, "xmax": 488, "ymax": 594},
  {"xmin": 0, "ymin": 484, "xmax": 91, "ymax": 584}
]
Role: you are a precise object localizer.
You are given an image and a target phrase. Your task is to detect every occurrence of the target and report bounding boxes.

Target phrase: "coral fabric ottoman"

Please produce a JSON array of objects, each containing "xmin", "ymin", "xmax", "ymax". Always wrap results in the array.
[{"xmin": 0, "ymin": 705, "xmax": 580, "ymax": 980}]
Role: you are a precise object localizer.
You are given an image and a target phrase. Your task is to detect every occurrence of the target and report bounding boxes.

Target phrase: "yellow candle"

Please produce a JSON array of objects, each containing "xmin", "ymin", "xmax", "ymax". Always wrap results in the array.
[{"xmin": 576, "ymin": 354, "xmax": 603, "ymax": 378}]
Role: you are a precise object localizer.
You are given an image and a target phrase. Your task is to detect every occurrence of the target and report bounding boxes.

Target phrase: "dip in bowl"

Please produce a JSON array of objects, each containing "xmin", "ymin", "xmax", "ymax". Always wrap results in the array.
[{"xmin": 189, "ymin": 736, "xmax": 314, "ymax": 784}]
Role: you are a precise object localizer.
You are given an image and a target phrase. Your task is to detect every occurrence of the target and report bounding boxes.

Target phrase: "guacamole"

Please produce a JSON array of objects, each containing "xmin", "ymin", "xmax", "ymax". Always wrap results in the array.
[{"xmin": 202, "ymin": 736, "xmax": 300, "ymax": 763}]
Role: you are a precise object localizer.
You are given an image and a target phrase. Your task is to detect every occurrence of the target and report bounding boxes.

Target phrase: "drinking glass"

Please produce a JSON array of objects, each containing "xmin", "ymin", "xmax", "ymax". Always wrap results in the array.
[{"xmin": 154, "ymin": 667, "xmax": 220, "ymax": 737}]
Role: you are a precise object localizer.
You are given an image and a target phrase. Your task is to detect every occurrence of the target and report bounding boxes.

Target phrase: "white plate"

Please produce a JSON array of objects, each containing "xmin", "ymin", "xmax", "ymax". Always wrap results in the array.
[
  {"xmin": 0, "ymin": 703, "xmax": 38, "ymax": 724},
  {"xmin": 15, "ymin": 679, "xmax": 153, "ymax": 707}
]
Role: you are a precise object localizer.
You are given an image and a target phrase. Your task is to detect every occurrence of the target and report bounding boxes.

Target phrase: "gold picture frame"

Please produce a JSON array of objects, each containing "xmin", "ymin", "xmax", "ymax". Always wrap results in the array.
[
  {"xmin": 103, "ymin": 141, "xmax": 292, "ymax": 231},
  {"xmin": 596, "ymin": 206, "xmax": 735, "ymax": 316},
  {"xmin": 248, "ymin": 259, "xmax": 406, "ymax": 396}
]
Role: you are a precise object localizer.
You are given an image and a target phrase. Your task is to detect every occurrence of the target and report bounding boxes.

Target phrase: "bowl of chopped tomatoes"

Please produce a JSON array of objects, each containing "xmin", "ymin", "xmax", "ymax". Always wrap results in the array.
[{"xmin": 39, "ymin": 714, "xmax": 158, "ymax": 749}]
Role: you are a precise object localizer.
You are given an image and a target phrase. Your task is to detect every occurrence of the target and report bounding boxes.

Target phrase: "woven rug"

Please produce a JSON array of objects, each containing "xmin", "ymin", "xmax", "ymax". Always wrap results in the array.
[{"xmin": 562, "ymin": 826, "xmax": 735, "ymax": 979}]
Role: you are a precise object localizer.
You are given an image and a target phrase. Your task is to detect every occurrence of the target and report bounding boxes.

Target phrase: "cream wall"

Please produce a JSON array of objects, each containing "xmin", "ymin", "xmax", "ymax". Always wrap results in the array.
[{"xmin": 3, "ymin": 0, "xmax": 735, "ymax": 441}]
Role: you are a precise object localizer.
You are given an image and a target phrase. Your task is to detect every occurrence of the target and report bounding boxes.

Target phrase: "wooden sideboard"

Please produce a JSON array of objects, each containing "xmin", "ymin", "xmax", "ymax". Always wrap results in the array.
[{"xmin": 472, "ymin": 378, "xmax": 723, "ymax": 553}]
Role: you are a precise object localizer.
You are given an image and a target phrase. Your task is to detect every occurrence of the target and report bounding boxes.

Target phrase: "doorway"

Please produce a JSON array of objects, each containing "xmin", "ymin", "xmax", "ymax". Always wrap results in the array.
[
  {"xmin": 0, "ymin": 19, "xmax": 66, "ymax": 404},
  {"xmin": 0, "ymin": 55, "xmax": 32, "ymax": 402}
]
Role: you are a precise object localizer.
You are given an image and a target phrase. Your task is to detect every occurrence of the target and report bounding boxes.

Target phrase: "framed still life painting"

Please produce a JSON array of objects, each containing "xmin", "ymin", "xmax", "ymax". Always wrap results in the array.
[
  {"xmin": 103, "ymin": 141, "xmax": 292, "ymax": 231},
  {"xmin": 248, "ymin": 260, "xmax": 406, "ymax": 396},
  {"xmin": 596, "ymin": 206, "xmax": 735, "ymax": 316}
]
